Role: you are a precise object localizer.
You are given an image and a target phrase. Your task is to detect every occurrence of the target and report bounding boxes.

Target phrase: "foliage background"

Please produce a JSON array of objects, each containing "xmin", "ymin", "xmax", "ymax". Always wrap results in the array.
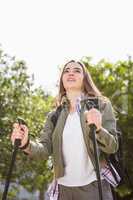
[{"xmin": 0, "ymin": 49, "xmax": 133, "ymax": 199}]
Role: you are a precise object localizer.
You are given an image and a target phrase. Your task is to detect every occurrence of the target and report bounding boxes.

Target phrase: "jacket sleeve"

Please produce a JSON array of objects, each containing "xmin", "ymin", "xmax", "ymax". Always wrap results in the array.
[
  {"xmin": 96, "ymin": 100, "xmax": 119, "ymax": 154},
  {"xmin": 29, "ymin": 112, "xmax": 54, "ymax": 160}
]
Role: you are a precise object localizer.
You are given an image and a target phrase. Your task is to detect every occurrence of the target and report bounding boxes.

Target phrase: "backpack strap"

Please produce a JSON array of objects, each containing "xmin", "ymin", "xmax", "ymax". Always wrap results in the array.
[
  {"xmin": 51, "ymin": 97, "xmax": 99, "ymax": 128},
  {"xmin": 51, "ymin": 105, "xmax": 63, "ymax": 128},
  {"xmin": 85, "ymin": 97, "xmax": 99, "ymax": 110}
]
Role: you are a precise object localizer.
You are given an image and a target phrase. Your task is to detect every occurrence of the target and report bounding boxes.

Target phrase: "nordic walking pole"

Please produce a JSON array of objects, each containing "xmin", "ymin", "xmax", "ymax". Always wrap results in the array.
[
  {"xmin": 2, "ymin": 118, "xmax": 27, "ymax": 200},
  {"xmin": 86, "ymin": 98, "xmax": 103, "ymax": 200},
  {"xmin": 89, "ymin": 123, "xmax": 103, "ymax": 200}
]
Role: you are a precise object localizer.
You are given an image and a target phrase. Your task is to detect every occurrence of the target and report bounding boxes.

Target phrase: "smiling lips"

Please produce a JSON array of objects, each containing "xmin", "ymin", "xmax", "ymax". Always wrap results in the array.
[{"xmin": 67, "ymin": 79, "xmax": 76, "ymax": 82}]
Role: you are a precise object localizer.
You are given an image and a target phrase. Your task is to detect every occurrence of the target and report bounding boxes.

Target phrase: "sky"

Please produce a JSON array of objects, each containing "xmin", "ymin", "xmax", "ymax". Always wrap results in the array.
[{"xmin": 0, "ymin": 0, "xmax": 133, "ymax": 96}]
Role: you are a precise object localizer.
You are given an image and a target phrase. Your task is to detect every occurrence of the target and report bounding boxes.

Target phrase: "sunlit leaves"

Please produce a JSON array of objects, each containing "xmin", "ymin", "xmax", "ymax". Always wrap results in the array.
[
  {"xmin": 82, "ymin": 56, "xmax": 133, "ymax": 199},
  {"xmin": 0, "ymin": 48, "xmax": 54, "ymax": 198}
]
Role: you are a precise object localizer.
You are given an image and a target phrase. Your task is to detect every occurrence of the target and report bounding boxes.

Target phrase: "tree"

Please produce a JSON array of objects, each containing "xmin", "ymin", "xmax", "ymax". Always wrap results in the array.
[
  {"xmin": 0, "ymin": 48, "xmax": 54, "ymax": 199},
  {"xmin": 82, "ymin": 56, "xmax": 133, "ymax": 199},
  {"xmin": 1, "ymin": 47, "xmax": 133, "ymax": 199}
]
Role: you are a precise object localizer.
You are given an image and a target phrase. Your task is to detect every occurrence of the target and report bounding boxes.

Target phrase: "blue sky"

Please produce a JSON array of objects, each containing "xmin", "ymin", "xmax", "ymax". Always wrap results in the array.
[{"xmin": 0, "ymin": 0, "xmax": 133, "ymax": 95}]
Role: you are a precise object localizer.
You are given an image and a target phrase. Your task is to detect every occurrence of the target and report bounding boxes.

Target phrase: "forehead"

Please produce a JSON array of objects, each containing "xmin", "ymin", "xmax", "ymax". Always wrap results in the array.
[{"xmin": 64, "ymin": 62, "xmax": 83, "ymax": 70}]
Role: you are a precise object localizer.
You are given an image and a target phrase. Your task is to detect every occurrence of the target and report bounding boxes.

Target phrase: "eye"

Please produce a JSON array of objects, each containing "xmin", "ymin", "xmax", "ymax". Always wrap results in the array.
[
  {"xmin": 74, "ymin": 69, "xmax": 81, "ymax": 73},
  {"xmin": 73, "ymin": 68, "xmax": 82, "ymax": 73},
  {"xmin": 63, "ymin": 69, "xmax": 69, "ymax": 73},
  {"xmin": 63, "ymin": 67, "xmax": 82, "ymax": 74}
]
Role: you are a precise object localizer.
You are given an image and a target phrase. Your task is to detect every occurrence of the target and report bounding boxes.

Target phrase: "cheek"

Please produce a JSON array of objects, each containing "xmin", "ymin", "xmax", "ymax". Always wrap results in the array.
[{"xmin": 79, "ymin": 76, "xmax": 84, "ymax": 86}]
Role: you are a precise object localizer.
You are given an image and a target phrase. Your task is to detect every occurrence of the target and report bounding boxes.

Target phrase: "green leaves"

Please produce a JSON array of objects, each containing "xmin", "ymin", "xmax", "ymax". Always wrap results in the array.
[
  {"xmin": 82, "ymin": 56, "xmax": 133, "ymax": 199},
  {"xmin": 0, "ymin": 48, "xmax": 54, "ymax": 198},
  {"xmin": 0, "ymin": 46, "xmax": 133, "ymax": 199}
]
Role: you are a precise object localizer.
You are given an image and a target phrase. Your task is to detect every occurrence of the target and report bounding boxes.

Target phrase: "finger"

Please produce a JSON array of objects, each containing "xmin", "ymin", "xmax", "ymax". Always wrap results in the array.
[
  {"xmin": 13, "ymin": 131, "xmax": 23, "ymax": 139},
  {"xmin": 20, "ymin": 124, "xmax": 28, "ymax": 132},
  {"xmin": 11, "ymin": 127, "xmax": 24, "ymax": 138},
  {"xmin": 11, "ymin": 133, "xmax": 22, "ymax": 145},
  {"xmin": 84, "ymin": 110, "xmax": 88, "ymax": 117},
  {"xmin": 13, "ymin": 123, "xmax": 21, "ymax": 129},
  {"xmin": 13, "ymin": 123, "xmax": 21, "ymax": 131}
]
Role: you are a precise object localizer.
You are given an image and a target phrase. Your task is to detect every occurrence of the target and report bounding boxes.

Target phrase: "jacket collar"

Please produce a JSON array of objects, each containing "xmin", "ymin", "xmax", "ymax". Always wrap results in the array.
[{"xmin": 61, "ymin": 94, "xmax": 92, "ymax": 107}]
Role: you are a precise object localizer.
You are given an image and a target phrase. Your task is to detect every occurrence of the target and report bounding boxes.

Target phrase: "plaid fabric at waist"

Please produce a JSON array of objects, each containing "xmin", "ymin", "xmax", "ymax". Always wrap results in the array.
[{"xmin": 101, "ymin": 164, "xmax": 121, "ymax": 187}]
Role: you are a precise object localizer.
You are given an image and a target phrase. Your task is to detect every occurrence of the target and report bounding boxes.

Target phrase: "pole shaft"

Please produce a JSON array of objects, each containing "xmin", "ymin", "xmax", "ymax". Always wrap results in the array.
[
  {"xmin": 2, "ymin": 140, "xmax": 20, "ymax": 200},
  {"xmin": 90, "ymin": 124, "xmax": 103, "ymax": 200}
]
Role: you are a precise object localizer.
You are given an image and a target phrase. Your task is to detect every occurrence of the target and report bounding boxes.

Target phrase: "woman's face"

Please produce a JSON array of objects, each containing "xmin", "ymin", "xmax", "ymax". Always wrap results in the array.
[{"xmin": 62, "ymin": 62, "xmax": 84, "ymax": 92}]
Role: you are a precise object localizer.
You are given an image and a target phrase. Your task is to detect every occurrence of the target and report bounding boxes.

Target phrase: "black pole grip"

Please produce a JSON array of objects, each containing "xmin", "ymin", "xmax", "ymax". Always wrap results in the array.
[
  {"xmin": 14, "ymin": 117, "xmax": 27, "ymax": 148},
  {"xmin": 14, "ymin": 138, "xmax": 21, "ymax": 147}
]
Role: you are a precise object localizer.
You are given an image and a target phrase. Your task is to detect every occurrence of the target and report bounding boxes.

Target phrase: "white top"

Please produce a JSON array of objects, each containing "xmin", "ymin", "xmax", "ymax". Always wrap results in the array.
[{"xmin": 57, "ymin": 111, "xmax": 97, "ymax": 186}]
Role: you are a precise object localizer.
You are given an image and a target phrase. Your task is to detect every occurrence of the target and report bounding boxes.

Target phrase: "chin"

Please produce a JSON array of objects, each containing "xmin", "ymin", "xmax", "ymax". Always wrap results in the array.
[{"xmin": 66, "ymin": 86, "xmax": 80, "ymax": 91}]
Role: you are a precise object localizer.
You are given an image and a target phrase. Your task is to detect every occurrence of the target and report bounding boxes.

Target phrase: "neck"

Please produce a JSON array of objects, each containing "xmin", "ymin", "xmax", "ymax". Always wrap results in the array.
[{"xmin": 66, "ymin": 90, "xmax": 83, "ymax": 112}]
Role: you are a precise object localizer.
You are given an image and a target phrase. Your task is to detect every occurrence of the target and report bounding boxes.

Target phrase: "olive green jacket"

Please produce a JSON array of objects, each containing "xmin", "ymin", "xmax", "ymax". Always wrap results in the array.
[{"xmin": 29, "ymin": 96, "xmax": 118, "ymax": 179}]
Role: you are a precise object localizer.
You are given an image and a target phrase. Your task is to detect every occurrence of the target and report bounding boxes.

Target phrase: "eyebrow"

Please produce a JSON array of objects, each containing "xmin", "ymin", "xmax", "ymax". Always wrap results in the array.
[{"xmin": 64, "ymin": 67, "xmax": 82, "ymax": 71}]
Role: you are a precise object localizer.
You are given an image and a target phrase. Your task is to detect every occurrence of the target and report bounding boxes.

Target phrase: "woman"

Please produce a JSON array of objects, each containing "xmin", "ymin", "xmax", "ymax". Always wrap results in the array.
[{"xmin": 11, "ymin": 60, "xmax": 118, "ymax": 200}]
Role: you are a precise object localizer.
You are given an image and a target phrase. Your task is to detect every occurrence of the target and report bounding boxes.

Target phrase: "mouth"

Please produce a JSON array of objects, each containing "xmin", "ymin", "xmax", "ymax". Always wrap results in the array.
[{"xmin": 67, "ymin": 79, "xmax": 76, "ymax": 82}]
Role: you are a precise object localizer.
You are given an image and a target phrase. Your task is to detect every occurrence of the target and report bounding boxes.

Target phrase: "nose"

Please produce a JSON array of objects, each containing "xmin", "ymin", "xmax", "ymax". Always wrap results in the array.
[{"xmin": 68, "ymin": 70, "xmax": 74, "ymax": 76}]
